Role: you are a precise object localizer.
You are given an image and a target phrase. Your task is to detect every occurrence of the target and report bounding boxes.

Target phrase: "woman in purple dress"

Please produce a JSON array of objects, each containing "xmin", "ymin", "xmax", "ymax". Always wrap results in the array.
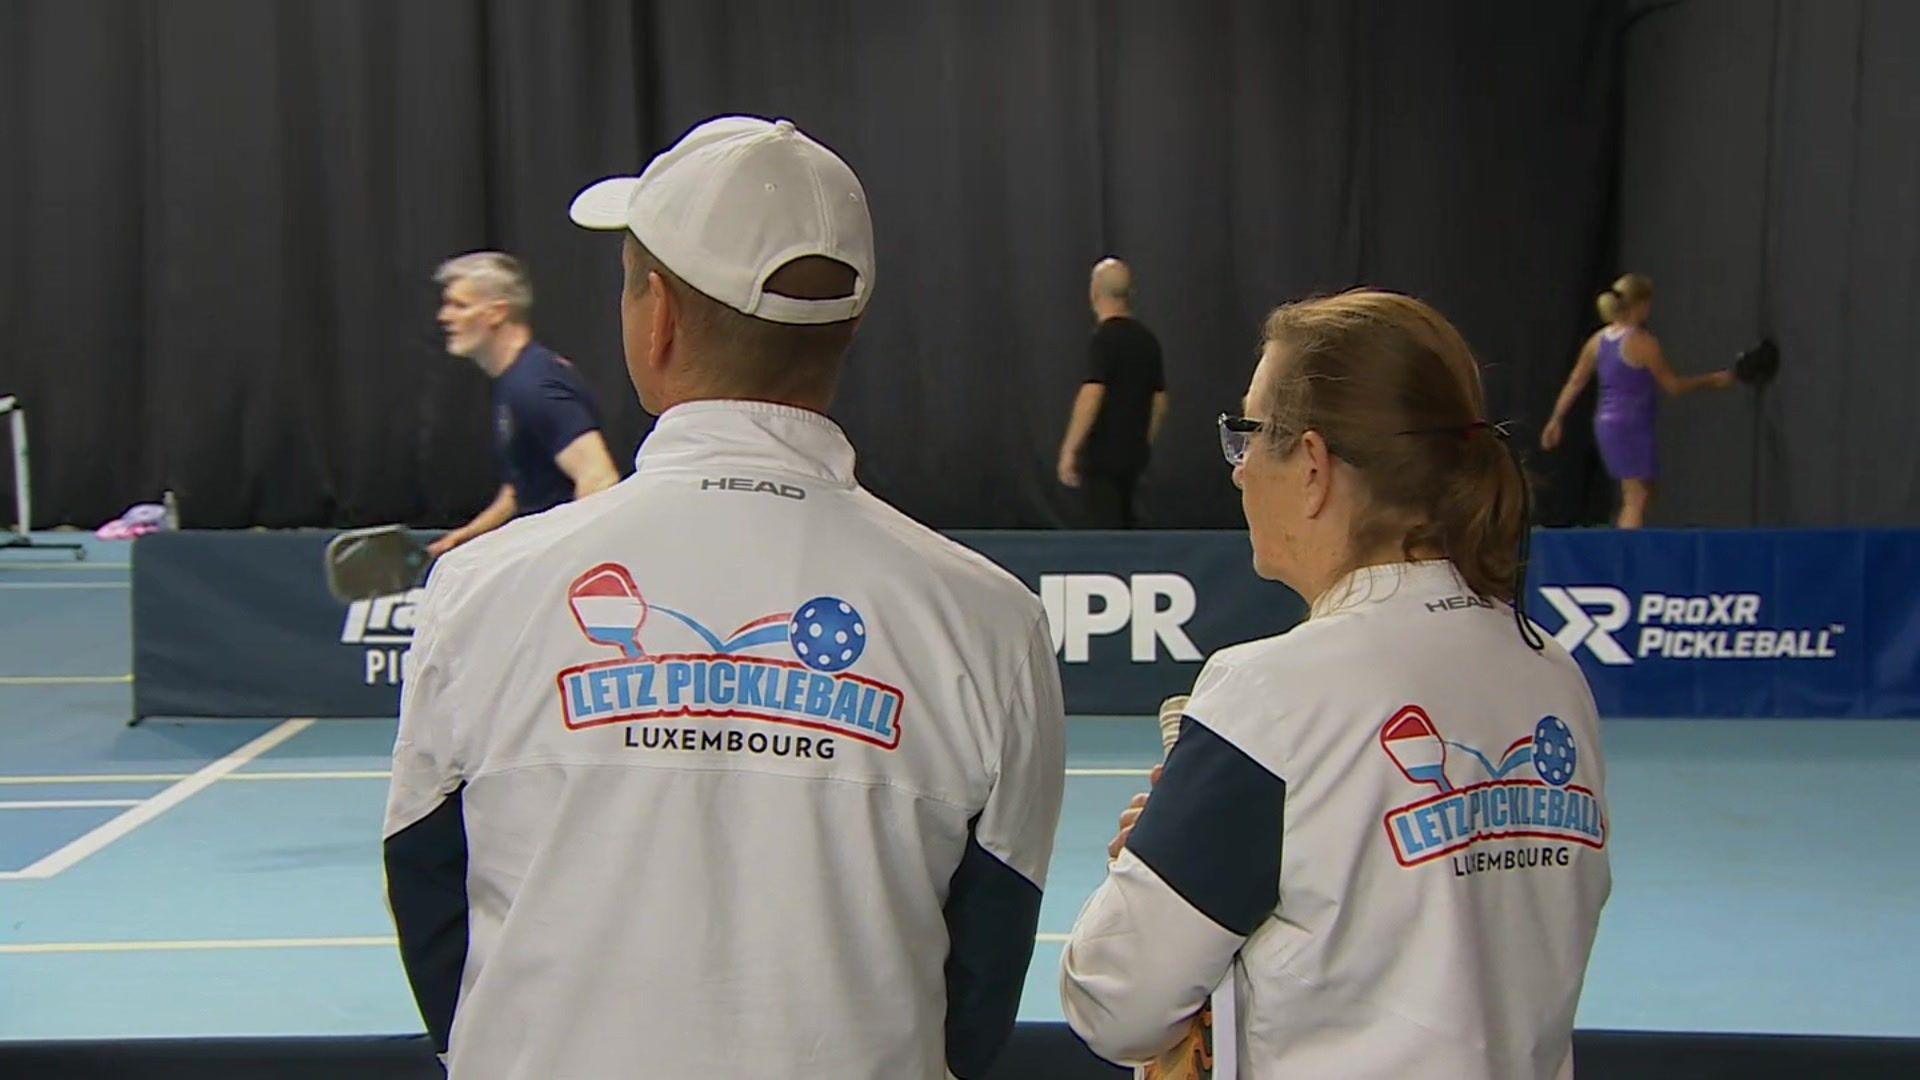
[{"xmin": 1540, "ymin": 274, "xmax": 1736, "ymax": 528}]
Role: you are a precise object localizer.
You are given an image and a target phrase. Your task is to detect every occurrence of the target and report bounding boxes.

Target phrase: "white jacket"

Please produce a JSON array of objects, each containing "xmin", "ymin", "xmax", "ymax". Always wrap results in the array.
[
  {"xmin": 386, "ymin": 401, "xmax": 1066, "ymax": 1079},
  {"xmin": 1063, "ymin": 561, "xmax": 1610, "ymax": 1079}
]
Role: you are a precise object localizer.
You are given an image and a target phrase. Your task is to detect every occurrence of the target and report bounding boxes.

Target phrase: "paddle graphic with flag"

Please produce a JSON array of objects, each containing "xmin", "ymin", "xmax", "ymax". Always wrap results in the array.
[
  {"xmin": 567, "ymin": 563, "xmax": 649, "ymax": 658},
  {"xmin": 1379, "ymin": 705, "xmax": 1452, "ymax": 793}
]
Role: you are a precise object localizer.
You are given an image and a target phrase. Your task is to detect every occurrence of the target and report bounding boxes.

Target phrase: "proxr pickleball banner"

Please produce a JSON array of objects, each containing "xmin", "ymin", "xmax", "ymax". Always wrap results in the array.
[{"xmin": 1523, "ymin": 529, "xmax": 1920, "ymax": 718}]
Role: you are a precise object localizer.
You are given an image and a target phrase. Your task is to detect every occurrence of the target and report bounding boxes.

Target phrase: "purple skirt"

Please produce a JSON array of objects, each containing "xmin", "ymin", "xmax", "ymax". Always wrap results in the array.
[{"xmin": 1594, "ymin": 413, "xmax": 1656, "ymax": 481}]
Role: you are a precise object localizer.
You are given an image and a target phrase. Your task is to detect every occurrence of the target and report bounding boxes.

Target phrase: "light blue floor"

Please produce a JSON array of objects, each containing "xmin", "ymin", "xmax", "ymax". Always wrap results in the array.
[{"xmin": 3, "ymin": 535, "xmax": 1918, "ymax": 1040}]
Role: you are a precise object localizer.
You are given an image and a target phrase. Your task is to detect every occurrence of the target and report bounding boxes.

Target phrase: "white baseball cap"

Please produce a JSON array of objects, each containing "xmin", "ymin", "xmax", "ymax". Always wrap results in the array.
[{"xmin": 569, "ymin": 116, "xmax": 874, "ymax": 325}]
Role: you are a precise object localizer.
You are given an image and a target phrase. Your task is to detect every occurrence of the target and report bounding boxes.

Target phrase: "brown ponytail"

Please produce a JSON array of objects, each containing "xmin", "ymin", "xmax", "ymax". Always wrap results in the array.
[
  {"xmin": 1257, "ymin": 291, "xmax": 1530, "ymax": 605},
  {"xmin": 1415, "ymin": 425, "xmax": 1529, "ymax": 605}
]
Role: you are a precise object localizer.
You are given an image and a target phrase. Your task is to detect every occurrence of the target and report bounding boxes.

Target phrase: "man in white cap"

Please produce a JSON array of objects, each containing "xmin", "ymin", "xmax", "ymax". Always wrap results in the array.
[{"xmin": 383, "ymin": 117, "xmax": 1066, "ymax": 1079}]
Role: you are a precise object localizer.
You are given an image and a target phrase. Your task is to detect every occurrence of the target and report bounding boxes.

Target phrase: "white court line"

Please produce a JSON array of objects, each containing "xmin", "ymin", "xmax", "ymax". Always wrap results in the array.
[
  {"xmin": 0, "ymin": 674, "xmax": 132, "ymax": 685},
  {"xmin": 0, "ymin": 767, "xmax": 1149, "ymax": 785},
  {"xmin": 0, "ymin": 582, "xmax": 128, "ymax": 590},
  {"xmin": 0, "ymin": 933, "xmax": 1077, "ymax": 955},
  {"xmin": 0, "ymin": 773, "xmax": 191, "ymax": 785},
  {"xmin": 0, "ymin": 798, "xmax": 144, "ymax": 809},
  {"xmin": 0, "ymin": 562, "xmax": 129, "ymax": 571},
  {"xmin": 224, "ymin": 770, "xmax": 391, "ymax": 781},
  {"xmin": 0, "ymin": 771, "xmax": 389, "ymax": 785},
  {"xmin": 206, "ymin": 769, "xmax": 1148, "ymax": 780},
  {"xmin": 0, "ymin": 719, "xmax": 314, "ymax": 881},
  {"xmin": 0, "ymin": 936, "xmax": 397, "ymax": 955}
]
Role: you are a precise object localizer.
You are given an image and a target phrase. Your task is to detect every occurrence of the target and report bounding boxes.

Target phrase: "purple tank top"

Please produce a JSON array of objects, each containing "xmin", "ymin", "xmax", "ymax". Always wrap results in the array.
[{"xmin": 1595, "ymin": 328, "xmax": 1656, "ymax": 423}]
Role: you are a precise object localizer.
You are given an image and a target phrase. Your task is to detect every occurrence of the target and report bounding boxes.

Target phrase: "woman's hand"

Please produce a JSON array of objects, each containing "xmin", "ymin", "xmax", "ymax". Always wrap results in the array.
[
  {"xmin": 1107, "ymin": 764, "xmax": 1163, "ymax": 860},
  {"xmin": 1708, "ymin": 369, "xmax": 1738, "ymax": 390},
  {"xmin": 1540, "ymin": 417, "xmax": 1564, "ymax": 451}
]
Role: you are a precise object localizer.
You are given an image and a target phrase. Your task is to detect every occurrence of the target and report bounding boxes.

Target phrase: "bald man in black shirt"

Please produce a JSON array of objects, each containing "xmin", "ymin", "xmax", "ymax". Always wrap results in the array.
[{"xmin": 1056, "ymin": 258, "xmax": 1167, "ymax": 528}]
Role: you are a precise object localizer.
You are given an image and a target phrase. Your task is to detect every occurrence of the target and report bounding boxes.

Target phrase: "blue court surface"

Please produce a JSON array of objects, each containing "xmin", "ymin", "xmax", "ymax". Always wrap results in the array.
[{"xmin": 3, "ymin": 536, "xmax": 1918, "ymax": 1041}]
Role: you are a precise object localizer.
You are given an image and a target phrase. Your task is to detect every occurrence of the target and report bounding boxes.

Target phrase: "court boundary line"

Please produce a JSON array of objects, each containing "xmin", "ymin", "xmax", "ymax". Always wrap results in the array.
[
  {"xmin": 0, "ymin": 674, "xmax": 132, "ymax": 685},
  {"xmin": 0, "ymin": 799, "xmax": 144, "ymax": 809},
  {"xmin": 0, "ymin": 937, "xmax": 398, "ymax": 955},
  {"xmin": 0, "ymin": 719, "xmax": 314, "ymax": 881},
  {"xmin": 226, "ymin": 770, "xmax": 392, "ymax": 781},
  {"xmin": 0, "ymin": 582, "xmax": 128, "ymax": 590},
  {"xmin": 0, "ymin": 766, "xmax": 1151, "ymax": 785},
  {"xmin": 0, "ymin": 931, "xmax": 1075, "ymax": 955},
  {"xmin": 0, "ymin": 773, "xmax": 192, "ymax": 785}
]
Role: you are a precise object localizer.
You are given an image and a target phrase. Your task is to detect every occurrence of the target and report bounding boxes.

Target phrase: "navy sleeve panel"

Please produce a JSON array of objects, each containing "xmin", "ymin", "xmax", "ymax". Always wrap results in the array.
[
  {"xmin": 944, "ymin": 816, "xmax": 1044, "ymax": 1079},
  {"xmin": 384, "ymin": 786, "xmax": 470, "ymax": 1054},
  {"xmin": 1126, "ymin": 717, "xmax": 1285, "ymax": 937}
]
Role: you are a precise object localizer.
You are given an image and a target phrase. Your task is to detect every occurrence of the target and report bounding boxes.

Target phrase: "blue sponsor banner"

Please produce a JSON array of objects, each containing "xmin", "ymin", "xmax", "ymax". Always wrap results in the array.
[
  {"xmin": 133, "ymin": 528, "xmax": 1917, "ymax": 721},
  {"xmin": 133, "ymin": 530, "xmax": 412, "ymax": 719},
  {"xmin": 953, "ymin": 531, "xmax": 1306, "ymax": 715},
  {"xmin": 133, "ymin": 529, "xmax": 1305, "ymax": 720},
  {"xmin": 1524, "ymin": 529, "xmax": 1920, "ymax": 718}
]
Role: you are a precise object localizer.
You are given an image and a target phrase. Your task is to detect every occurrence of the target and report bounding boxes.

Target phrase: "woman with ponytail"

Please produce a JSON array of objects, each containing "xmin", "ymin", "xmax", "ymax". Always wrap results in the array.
[
  {"xmin": 1064, "ymin": 291, "xmax": 1611, "ymax": 1079},
  {"xmin": 1540, "ymin": 273, "xmax": 1736, "ymax": 528}
]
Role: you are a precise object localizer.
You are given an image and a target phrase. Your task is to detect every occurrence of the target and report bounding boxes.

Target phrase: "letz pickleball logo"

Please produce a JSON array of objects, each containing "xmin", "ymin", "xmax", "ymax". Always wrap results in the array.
[
  {"xmin": 1379, "ymin": 705, "xmax": 1604, "ymax": 867},
  {"xmin": 555, "ymin": 563, "xmax": 904, "ymax": 749}
]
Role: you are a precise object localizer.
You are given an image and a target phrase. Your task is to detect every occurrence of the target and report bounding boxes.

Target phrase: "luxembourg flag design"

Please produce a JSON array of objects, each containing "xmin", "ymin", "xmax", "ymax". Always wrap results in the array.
[
  {"xmin": 568, "ymin": 563, "xmax": 648, "ymax": 658},
  {"xmin": 1380, "ymin": 705, "xmax": 1452, "ymax": 793}
]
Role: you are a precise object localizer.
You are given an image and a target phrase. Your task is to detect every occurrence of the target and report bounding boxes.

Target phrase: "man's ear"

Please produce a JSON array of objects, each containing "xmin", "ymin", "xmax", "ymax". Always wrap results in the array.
[{"xmin": 646, "ymin": 270, "xmax": 675, "ymax": 372}]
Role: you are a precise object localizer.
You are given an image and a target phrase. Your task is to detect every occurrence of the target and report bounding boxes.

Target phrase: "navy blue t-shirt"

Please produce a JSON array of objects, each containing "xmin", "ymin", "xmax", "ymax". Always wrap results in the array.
[{"xmin": 492, "ymin": 341, "xmax": 604, "ymax": 515}]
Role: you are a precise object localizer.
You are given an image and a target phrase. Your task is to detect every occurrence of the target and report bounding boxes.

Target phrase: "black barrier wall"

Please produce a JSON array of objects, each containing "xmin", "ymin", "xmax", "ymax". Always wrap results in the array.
[{"xmin": 5, "ymin": 1028, "xmax": 1919, "ymax": 1080}]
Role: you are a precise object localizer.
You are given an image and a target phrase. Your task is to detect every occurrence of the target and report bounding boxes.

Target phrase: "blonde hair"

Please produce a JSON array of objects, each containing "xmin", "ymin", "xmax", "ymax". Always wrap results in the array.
[
  {"xmin": 1257, "ymin": 290, "xmax": 1529, "ymax": 604},
  {"xmin": 1595, "ymin": 273, "xmax": 1652, "ymax": 323}
]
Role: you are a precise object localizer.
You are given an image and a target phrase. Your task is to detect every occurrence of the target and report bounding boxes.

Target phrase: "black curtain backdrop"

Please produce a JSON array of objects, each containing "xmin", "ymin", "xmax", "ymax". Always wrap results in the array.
[
  {"xmin": 1619, "ymin": 0, "xmax": 1920, "ymax": 526},
  {"xmin": 2, "ymin": 1, "xmax": 1656, "ymax": 530},
  {"xmin": 0, "ymin": 0, "xmax": 649, "ymax": 529}
]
